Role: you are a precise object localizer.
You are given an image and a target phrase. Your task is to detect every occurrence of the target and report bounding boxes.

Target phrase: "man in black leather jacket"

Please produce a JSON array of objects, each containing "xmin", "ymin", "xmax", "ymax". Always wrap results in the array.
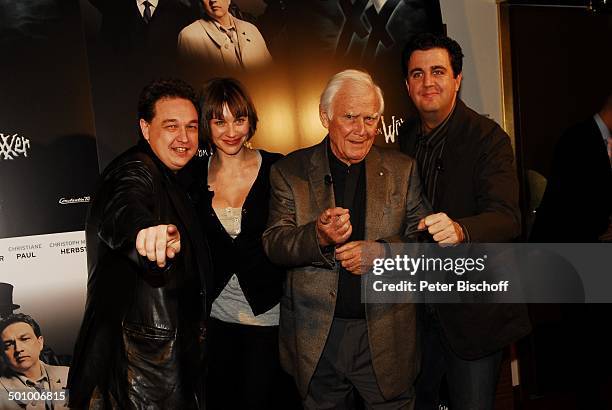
[{"xmin": 68, "ymin": 78, "xmax": 211, "ymax": 409}]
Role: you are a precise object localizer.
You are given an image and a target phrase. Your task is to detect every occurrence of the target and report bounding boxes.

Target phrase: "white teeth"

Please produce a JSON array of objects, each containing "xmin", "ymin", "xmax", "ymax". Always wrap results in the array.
[{"xmin": 175, "ymin": 147, "xmax": 187, "ymax": 152}]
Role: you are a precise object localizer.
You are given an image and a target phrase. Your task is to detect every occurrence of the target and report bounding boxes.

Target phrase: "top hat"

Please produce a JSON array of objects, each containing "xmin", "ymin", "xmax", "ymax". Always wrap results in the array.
[{"xmin": 0, "ymin": 283, "xmax": 20, "ymax": 317}]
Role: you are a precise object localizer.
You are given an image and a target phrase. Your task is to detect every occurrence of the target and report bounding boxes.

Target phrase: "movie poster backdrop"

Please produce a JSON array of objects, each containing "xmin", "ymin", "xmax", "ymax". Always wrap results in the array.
[
  {"xmin": 0, "ymin": 0, "xmax": 442, "ymax": 372},
  {"xmin": 80, "ymin": 0, "xmax": 443, "ymax": 168},
  {"xmin": 0, "ymin": 0, "xmax": 97, "ymax": 361}
]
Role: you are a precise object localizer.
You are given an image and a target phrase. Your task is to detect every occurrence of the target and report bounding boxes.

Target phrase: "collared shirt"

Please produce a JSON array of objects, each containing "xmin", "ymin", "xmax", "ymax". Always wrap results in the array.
[
  {"xmin": 594, "ymin": 113, "xmax": 611, "ymax": 143},
  {"xmin": 212, "ymin": 15, "xmax": 244, "ymax": 67},
  {"xmin": 414, "ymin": 104, "xmax": 456, "ymax": 208},
  {"xmin": 593, "ymin": 114, "xmax": 612, "ymax": 239},
  {"xmin": 327, "ymin": 141, "xmax": 366, "ymax": 319},
  {"xmin": 593, "ymin": 113, "xmax": 612, "ymax": 172},
  {"xmin": 15, "ymin": 363, "xmax": 53, "ymax": 409},
  {"xmin": 594, "ymin": 113, "xmax": 612, "ymax": 166},
  {"xmin": 137, "ymin": 0, "xmax": 158, "ymax": 18}
]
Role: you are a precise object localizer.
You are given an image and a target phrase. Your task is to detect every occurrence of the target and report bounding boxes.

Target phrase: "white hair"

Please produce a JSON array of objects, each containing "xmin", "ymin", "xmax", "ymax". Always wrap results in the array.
[{"xmin": 319, "ymin": 69, "xmax": 384, "ymax": 119}]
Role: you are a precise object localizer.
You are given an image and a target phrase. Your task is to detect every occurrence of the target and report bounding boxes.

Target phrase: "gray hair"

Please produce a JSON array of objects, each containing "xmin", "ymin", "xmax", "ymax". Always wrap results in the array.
[{"xmin": 319, "ymin": 69, "xmax": 384, "ymax": 119}]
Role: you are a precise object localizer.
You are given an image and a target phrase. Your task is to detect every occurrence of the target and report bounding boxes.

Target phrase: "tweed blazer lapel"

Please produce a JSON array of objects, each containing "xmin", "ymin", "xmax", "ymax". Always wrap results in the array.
[
  {"xmin": 308, "ymin": 139, "xmax": 335, "ymax": 212},
  {"xmin": 364, "ymin": 147, "xmax": 388, "ymax": 240},
  {"xmin": 306, "ymin": 141, "xmax": 388, "ymax": 238}
]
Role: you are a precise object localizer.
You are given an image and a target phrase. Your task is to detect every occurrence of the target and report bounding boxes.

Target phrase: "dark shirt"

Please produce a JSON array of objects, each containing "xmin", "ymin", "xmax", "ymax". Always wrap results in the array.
[
  {"xmin": 327, "ymin": 143, "xmax": 366, "ymax": 318},
  {"xmin": 414, "ymin": 106, "xmax": 455, "ymax": 209}
]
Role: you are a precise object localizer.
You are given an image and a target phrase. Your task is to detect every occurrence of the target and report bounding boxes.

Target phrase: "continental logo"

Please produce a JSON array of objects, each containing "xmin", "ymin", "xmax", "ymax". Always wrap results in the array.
[{"xmin": 59, "ymin": 196, "xmax": 90, "ymax": 205}]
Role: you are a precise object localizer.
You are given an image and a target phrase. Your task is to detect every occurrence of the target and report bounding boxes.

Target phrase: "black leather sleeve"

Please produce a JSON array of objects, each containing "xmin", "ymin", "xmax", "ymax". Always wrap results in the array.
[{"xmin": 97, "ymin": 160, "xmax": 174, "ymax": 277}]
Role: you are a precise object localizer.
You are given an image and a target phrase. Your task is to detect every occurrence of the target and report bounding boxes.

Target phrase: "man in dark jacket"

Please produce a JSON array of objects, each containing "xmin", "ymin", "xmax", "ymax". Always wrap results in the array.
[
  {"xmin": 399, "ymin": 33, "xmax": 531, "ymax": 410},
  {"xmin": 89, "ymin": 0, "xmax": 198, "ymax": 56},
  {"xmin": 68, "ymin": 78, "xmax": 211, "ymax": 409},
  {"xmin": 531, "ymin": 93, "xmax": 612, "ymax": 242}
]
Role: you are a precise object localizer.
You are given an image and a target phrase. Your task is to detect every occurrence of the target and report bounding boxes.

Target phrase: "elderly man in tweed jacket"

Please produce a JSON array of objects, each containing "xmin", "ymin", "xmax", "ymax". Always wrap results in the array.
[{"xmin": 263, "ymin": 69, "xmax": 461, "ymax": 409}]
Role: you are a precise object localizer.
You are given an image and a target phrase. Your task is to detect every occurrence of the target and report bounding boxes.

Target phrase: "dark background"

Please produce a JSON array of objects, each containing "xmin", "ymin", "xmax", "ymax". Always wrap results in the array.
[{"xmin": 0, "ymin": 0, "xmax": 98, "ymax": 239}]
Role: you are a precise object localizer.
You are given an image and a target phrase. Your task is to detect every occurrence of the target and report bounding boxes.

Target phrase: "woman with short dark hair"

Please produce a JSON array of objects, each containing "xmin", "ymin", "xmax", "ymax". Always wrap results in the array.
[{"xmin": 195, "ymin": 77, "xmax": 295, "ymax": 409}]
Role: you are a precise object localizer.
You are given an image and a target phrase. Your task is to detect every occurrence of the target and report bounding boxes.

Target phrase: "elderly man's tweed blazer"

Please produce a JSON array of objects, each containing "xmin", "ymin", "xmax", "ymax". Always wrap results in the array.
[{"xmin": 263, "ymin": 138, "xmax": 430, "ymax": 399}]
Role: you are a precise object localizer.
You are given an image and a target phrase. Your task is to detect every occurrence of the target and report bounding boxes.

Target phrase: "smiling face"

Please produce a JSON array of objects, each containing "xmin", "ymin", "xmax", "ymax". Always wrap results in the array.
[
  {"xmin": 209, "ymin": 104, "xmax": 250, "ymax": 156},
  {"xmin": 140, "ymin": 97, "xmax": 199, "ymax": 172},
  {"xmin": 406, "ymin": 47, "xmax": 462, "ymax": 127},
  {"xmin": 320, "ymin": 84, "xmax": 381, "ymax": 165},
  {"xmin": 203, "ymin": 0, "xmax": 230, "ymax": 22},
  {"xmin": 1, "ymin": 322, "xmax": 43, "ymax": 378}
]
